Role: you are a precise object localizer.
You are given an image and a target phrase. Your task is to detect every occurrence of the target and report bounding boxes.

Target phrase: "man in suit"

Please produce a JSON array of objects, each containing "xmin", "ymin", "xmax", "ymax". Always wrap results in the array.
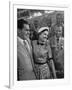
[
  {"xmin": 17, "ymin": 19, "xmax": 36, "ymax": 80},
  {"xmin": 49, "ymin": 13, "xmax": 64, "ymax": 78}
]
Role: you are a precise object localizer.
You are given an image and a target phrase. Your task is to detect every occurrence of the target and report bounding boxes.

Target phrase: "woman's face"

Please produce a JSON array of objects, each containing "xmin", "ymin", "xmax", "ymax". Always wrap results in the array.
[{"xmin": 39, "ymin": 30, "xmax": 48, "ymax": 43}]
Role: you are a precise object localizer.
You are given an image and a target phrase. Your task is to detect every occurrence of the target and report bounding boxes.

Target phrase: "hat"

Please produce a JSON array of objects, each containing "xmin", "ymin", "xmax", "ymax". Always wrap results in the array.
[{"xmin": 38, "ymin": 27, "xmax": 49, "ymax": 34}]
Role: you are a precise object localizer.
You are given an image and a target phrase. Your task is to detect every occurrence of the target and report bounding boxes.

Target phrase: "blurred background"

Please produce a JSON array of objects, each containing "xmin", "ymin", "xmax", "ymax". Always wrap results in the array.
[
  {"xmin": 17, "ymin": 9, "xmax": 64, "ymax": 40},
  {"xmin": 17, "ymin": 9, "xmax": 64, "ymax": 30}
]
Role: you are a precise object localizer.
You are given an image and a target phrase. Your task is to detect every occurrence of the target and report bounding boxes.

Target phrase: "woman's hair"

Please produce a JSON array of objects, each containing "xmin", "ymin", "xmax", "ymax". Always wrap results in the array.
[{"xmin": 17, "ymin": 19, "xmax": 29, "ymax": 30}]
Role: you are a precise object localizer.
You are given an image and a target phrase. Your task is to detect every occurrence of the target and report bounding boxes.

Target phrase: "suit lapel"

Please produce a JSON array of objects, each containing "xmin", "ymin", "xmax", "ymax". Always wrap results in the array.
[
  {"xmin": 24, "ymin": 40, "xmax": 32, "ymax": 58},
  {"xmin": 24, "ymin": 40, "xmax": 34, "ymax": 69}
]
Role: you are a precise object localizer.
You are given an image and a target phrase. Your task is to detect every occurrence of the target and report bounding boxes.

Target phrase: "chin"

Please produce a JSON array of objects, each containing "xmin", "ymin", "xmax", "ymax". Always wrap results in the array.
[
  {"xmin": 24, "ymin": 36, "xmax": 29, "ymax": 39},
  {"xmin": 43, "ymin": 40, "xmax": 47, "ymax": 43}
]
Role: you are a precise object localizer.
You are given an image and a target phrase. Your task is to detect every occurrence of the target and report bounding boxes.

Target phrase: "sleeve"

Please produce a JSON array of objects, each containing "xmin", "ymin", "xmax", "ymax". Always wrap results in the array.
[
  {"xmin": 48, "ymin": 44, "xmax": 52, "ymax": 58},
  {"xmin": 47, "ymin": 41, "xmax": 57, "ymax": 78},
  {"xmin": 46, "ymin": 40, "xmax": 52, "ymax": 58},
  {"xmin": 31, "ymin": 40, "xmax": 36, "ymax": 62}
]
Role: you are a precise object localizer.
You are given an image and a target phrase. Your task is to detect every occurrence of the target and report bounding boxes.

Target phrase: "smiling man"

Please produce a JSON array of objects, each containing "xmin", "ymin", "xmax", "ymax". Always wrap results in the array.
[{"xmin": 17, "ymin": 19, "xmax": 36, "ymax": 80}]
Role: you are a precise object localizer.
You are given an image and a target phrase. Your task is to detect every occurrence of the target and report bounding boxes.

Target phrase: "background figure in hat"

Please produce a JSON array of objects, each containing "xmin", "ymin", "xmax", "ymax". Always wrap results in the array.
[{"xmin": 32, "ymin": 27, "xmax": 57, "ymax": 79}]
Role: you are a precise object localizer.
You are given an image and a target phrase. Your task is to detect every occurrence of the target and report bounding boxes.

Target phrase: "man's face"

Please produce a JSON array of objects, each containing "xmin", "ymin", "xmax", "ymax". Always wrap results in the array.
[
  {"xmin": 22, "ymin": 24, "xmax": 30, "ymax": 39},
  {"xmin": 56, "ymin": 26, "xmax": 62, "ymax": 38}
]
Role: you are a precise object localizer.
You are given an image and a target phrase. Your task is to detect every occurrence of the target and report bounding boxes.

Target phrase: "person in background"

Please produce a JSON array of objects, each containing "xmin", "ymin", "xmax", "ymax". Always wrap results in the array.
[
  {"xmin": 33, "ymin": 20, "xmax": 40, "ymax": 40},
  {"xmin": 29, "ymin": 22, "xmax": 38, "ymax": 40},
  {"xmin": 46, "ymin": 18, "xmax": 52, "ymax": 39},
  {"xmin": 32, "ymin": 27, "xmax": 57, "ymax": 79},
  {"xmin": 17, "ymin": 19, "xmax": 36, "ymax": 80},
  {"xmin": 34, "ymin": 20, "xmax": 39, "ymax": 30},
  {"xmin": 49, "ymin": 13, "xmax": 64, "ymax": 78},
  {"xmin": 54, "ymin": 24, "xmax": 64, "ymax": 78}
]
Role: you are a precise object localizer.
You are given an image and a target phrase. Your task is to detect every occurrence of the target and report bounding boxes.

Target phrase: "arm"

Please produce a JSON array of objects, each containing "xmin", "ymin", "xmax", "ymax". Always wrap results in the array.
[{"xmin": 48, "ymin": 44, "xmax": 57, "ymax": 78}]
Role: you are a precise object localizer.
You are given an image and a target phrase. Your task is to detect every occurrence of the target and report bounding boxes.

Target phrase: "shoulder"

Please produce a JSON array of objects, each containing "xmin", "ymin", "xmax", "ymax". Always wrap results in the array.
[{"xmin": 17, "ymin": 36, "xmax": 24, "ymax": 47}]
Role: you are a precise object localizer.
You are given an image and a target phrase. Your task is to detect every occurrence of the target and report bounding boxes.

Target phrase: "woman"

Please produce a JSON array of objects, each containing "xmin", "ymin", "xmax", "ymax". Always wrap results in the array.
[{"xmin": 32, "ymin": 27, "xmax": 56, "ymax": 79}]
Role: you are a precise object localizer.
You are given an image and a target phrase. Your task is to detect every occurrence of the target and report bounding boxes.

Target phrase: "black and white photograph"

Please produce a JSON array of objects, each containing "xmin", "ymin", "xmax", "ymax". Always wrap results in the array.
[{"xmin": 17, "ymin": 9, "xmax": 64, "ymax": 81}]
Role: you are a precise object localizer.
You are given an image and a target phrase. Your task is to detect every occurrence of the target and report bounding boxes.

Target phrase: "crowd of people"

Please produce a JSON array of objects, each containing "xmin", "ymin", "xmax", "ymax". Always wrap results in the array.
[{"xmin": 17, "ymin": 13, "xmax": 64, "ymax": 80}]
